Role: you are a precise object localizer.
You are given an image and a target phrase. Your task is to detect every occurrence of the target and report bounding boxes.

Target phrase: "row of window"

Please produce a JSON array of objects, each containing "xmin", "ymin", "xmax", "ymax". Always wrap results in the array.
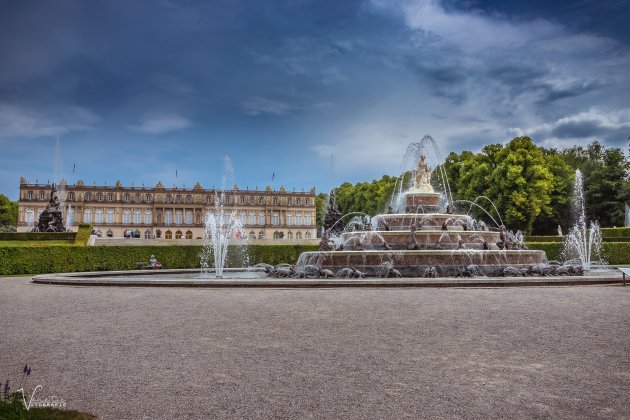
[
  {"xmin": 24, "ymin": 191, "xmax": 313, "ymax": 206},
  {"xmin": 98, "ymin": 229, "xmax": 312, "ymax": 240}
]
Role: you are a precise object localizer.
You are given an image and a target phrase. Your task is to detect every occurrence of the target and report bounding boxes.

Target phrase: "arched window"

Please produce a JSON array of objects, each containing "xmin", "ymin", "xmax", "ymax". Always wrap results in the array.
[
  {"xmin": 95, "ymin": 209, "xmax": 103, "ymax": 224},
  {"xmin": 185, "ymin": 210, "xmax": 193, "ymax": 225},
  {"xmin": 273, "ymin": 231, "xmax": 281, "ymax": 239},
  {"xmin": 106, "ymin": 229, "xmax": 113, "ymax": 237},
  {"xmin": 185, "ymin": 230, "xmax": 193, "ymax": 239},
  {"xmin": 156, "ymin": 229, "xmax": 162, "ymax": 239},
  {"xmin": 165, "ymin": 210, "xmax": 173, "ymax": 225},
  {"xmin": 258, "ymin": 231, "xmax": 265, "ymax": 240},
  {"xmin": 84, "ymin": 192, "xmax": 92, "ymax": 201},
  {"xmin": 134, "ymin": 210, "xmax": 141, "ymax": 224},
  {"xmin": 296, "ymin": 232, "xmax": 302, "ymax": 239},
  {"xmin": 305, "ymin": 231, "xmax": 312, "ymax": 239},
  {"xmin": 306, "ymin": 213, "xmax": 312, "ymax": 226},
  {"xmin": 106, "ymin": 209, "xmax": 114, "ymax": 224},
  {"xmin": 258, "ymin": 212, "xmax": 265, "ymax": 225},
  {"xmin": 84, "ymin": 209, "xmax": 92, "ymax": 223},
  {"xmin": 26, "ymin": 209, "xmax": 35, "ymax": 224},
  {"xmin": 286, "ymin": 213, "xmax": 292, "ymax": 226},
  {"xmin": 122, "ymin": 210, "xmax": 131, "ymax": 224},
  {"xmin": 272, "ymin": 212, "xmax": 279, "ymax": 226},
  {"xmin": 287, "ymin": 231, "xmax": 293, "ymax": 239},
  {"xmin": 248, "ymin": 212, "xmax": 256, "ymax": 225},
  {"xmin": 144, "ymin": 210, "xmax": 152, "ymax": 225},
  {"xmin": 175, "ymin": 230, "xmax": 183, "ymax": 239},
  {"xmin": 144, "ymin": 230, "xmax": 151, "ymax": 239},
  {"xmin": 296, "ymin": 213, "xmax": 302, "ymax": 226},
  {"xmin": 165, "ymin": 230, "xmax": 172, "ymax": 239},
  {"xmin": 175, "ymin": 210, "xmax": 183, "ymax": 225},
  {"xmin": 240, "ymin": 212, "xmax": 246, "ymax": 225},
  {"xmin": 249, "ymin": 231, "xmax": 255, "ymax": 240}
]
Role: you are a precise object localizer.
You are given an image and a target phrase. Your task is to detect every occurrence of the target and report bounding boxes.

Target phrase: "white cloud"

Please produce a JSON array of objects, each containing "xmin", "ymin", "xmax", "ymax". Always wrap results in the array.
[
  {"xmin": 0, "ymin": 103, "xmax": 100, "ymax": 138},
  {"xmin": 129, "ymin": 112, "xmax": 192, "ymax": 134},
  {"xmin": 241, "ymin": 97, "xmax": 292, "ymax": 116}
]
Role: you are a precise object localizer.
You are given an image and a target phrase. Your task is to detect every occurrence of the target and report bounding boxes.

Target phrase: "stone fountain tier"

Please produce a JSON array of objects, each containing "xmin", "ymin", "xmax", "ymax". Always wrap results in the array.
[
  {"xmin": 298, "ymin": 249, "xmax": 547, "ymax": 277},
  {"xmin": 404, "ymin": 191, "xmax": 441, "ymax": 213},
  {"xmin": 374, "ymin": 213, "xmax": 473, "ymax": 231},
  {"xmin": 340, "ymin": 230, "xmax": 501, "ymax": 250}
]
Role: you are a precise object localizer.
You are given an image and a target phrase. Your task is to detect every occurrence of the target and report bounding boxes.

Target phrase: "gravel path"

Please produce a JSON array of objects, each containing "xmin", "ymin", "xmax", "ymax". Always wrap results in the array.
[{"xmin": 1, "ymin": 277, "xmax": 629, "ymax": 419}]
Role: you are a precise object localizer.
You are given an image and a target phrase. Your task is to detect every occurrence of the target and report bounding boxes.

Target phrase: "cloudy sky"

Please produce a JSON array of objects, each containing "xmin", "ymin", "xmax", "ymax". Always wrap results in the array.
[{"xmin": 1, "ymin": 0, "xmax": 629, "ymax": 200}]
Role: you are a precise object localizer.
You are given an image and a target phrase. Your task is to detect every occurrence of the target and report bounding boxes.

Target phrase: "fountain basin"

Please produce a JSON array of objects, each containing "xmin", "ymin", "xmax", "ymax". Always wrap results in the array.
[
  {"xmin": 374, "ymin": 213, "xmax": 473, "ymax": 230},
  {"xmin": 298, "ymin": 249, "xmax": 546, "ymax": 277},
  {"xmin": 340, "ymin": 230, "xmax": 501, "ymax": 250}
]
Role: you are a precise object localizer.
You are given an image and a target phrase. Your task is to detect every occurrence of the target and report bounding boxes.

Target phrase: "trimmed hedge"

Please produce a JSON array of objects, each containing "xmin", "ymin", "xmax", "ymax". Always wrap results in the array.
[
  {"xmin": 0, "ymin": 244, "xmax": 318, "ymax": 275},
  {"xmin": 0, "ymin": 231, "xmax": 76, "ymax": 241},
  {"xmin": 75, "ymin": 224, "xmax": 93, "ymax": 246},
  {"xmin": 526, "ymin": 242, "xmax": 630, "ymax": 265},
  {"xmin": 526, "ymin": 235, "xmax": 563, "ymax": 243},
  {"xmin": 601, "ymin": 227, "xmax": 630, "ymax": 239}
]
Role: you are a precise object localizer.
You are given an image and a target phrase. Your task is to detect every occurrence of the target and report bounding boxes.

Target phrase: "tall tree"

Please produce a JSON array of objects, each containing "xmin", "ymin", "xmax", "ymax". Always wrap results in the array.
[{"xmin": 0, "ymin": 194, "xmax": 18, "ymax": 229}]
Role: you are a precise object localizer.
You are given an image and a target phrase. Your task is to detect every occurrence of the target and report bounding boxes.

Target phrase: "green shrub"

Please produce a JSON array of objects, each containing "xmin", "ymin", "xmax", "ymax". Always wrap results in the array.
[
  {"xmin": 0, "ymin": 232, "xmax": 76, "ymax": 241},
  {"xmin": 601, "ymin": 227, "xmax": 630, "ymax": 239},
  {"xmin": 0, "ymin": 244, "xmax": 318, "ymax": 275},
  {"xmin": 526, "ymin": 235, "xmax": 562, "ymax": 243},
  {"xmin": 526, "ymin": 241, "xmax": 630, "ymax": 265},
  {"xmin": 74, "ymin": 224, "xmax": 92, "ymax": 246}
]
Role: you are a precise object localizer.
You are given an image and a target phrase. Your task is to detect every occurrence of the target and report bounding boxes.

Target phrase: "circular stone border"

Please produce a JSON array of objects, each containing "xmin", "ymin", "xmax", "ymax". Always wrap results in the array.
[{"xmin": 30, "ymin": 268, "xmax": 626, "ymax": 288}]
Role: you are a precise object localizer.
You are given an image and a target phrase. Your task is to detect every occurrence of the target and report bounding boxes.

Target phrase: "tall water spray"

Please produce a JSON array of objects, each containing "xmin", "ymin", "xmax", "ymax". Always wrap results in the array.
[
  {"xmin": 563, "ymin": 170, "xmax": 603, "ymax": 269},
  {"xmin": 200, "ymin": 157, "xmax": 247, "ymax": 278}
]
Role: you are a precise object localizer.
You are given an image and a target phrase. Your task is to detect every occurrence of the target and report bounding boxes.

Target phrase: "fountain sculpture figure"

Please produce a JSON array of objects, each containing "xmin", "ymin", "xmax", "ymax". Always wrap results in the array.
[{"xmin": 34, "ymin": 185, "xmax": 66, "ymax": 232}]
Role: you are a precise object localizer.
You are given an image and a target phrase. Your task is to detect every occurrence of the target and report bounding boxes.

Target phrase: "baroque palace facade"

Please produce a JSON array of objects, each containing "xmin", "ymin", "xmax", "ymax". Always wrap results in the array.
[{"xmin": 17, "ymin": 178, "xmax": 317, "ymax": 240}]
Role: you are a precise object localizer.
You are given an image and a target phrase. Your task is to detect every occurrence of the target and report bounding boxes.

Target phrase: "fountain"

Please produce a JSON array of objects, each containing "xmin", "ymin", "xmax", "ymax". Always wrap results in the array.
[
  {"xmin": 562, "ymin": 170, "xmax": 604, "ymax": 270},
  {"xmin": 33, "ymin": 184, "xmax": 66, "ymax": 232},
  {"xmin": 199, "ymin": 157, "xmax": 248, "ymax": 278},
  {"xmin": 296, "ymin": 136, "xmax": 548, "ymax": 277}
]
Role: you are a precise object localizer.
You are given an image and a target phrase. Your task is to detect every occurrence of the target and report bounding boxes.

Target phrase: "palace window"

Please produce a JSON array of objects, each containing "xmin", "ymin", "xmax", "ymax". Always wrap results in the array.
[
  {"xmin": 145, "ymin": 194, "xmax": 151, "ymax": 202},
  {"xmin": 175, "ymin": 210, "xmax": 183, "ymax": 225},
  {"xmin": 84, "ymin": 210, "xmax": 92, "ymax": 223},
  {"xmin": 123, "ymin": 193, "xmax": 130, "ymax": 202},
  {"xmin": 305, "ymin": 231, "xmax": 312, "ymax": 239},
  {"xmin": 287, "ymin": 197, "xmax": 292, "ymax": 205},
  {"xmin": 240, "ymin": 196, "xmax": 245, "ymax": 205},
  {"xmin": 67, "ymin": 192, "xmax": 75, "ymax": 201},
  {"xmin": 258, "ymin": 231, "xmax": 265, "ymax": 240},
  {"xmin": 185, "ymin": 210, "xmax": 193, "ymax": 225},
  {"xmin": 175, "ymin": 195, "xmax": 182, "ymax": 204},
  {"xmin": 248, "ymin": 196, "xmax": 254, "ymax": 205},
  {"xmin": 272, "ymin": 212, "xmax": 279, "ymax": 226},
  {"xmin": 144, "ymin": 230, "xmax": 151, "ymax": 239},
  {"xmin": 273, "ymin": 231, "xmax": 281, "ymax": 239},
  {"xmin": 306, "ymin": 213, "xmax": 312, "ymax": 226},
  {"xmin": 273, "ymin": 197, "xmax": 278, "ymax": 205},
  {"xmin": 96, "ymin": 192, "xmax": 103, "ymax": 201},
  {"xmin": 106, "ymin": 209, "xmax": 114, "ymax": 224},
  {"xmin": 39, "ymin": 191, "xmax": 46, "ymax": 200},
  {"xmin": 166, "ymin": 210, "xmax": 175, "ymax": 225},
  {"xmin": 134, "ymin": 194, "xmax": 141, "ymax": 203},
  {"xmin": 84, "ymin": 192, "xmax": 92, "ymax": 201},
  {"xmin": 107, "ymin": 193, "xmax": 114, "ymax": 201},
  {"xmin": 122, "ymin": 210, "xmax": 131, "ymax": 224},
  {"xmin": 107, "ymin": 229, "xmax": 113, "ymax": 237},
  {"xmin": 258, "ymin": 196, "xmax": 264, "ymax": 205},
  {"xmin": 224, "ymin": 195, "xmax": 231, "ymax": 205},
  {"xmin": 175, "ymin": 230, "xmax": 183, "ymax": 239},
  {"xmin": 134, "ymin": 210, "xmax": 141, "ymax": 224},
  {"xmin": 286, "ymin": 213, "xmax": 292, "ymax": 226},
  {"xmin": 305, "ymin": 198, "xmax": 310, "ymax": 206},
  {"xmin": 258, "ymin": 212, "xmax": 265, "ymax": 225},
  {"xmin": 26, "ymin": 209, "xmax": 34, "ymax": 223},
  {"xmin": 165, "ymin": 230, "xmax": 172, "ymax": 239},
  {"xmin": 95, "ymin": 209, "xmax": 103, "ymax": 224},
  {"xmin": 186, "ymin": 195, "xmax": 192, "ymax": 204},
  {"xmin": 249, "ymin": 231, "xmax": 256, "ymax": 240},
  {"xmin": 296, "ymin": 232, "xmax": 302, "ymax": 240},
  {"xmin": 248, "ymin": 212, "xmax": 255, "ymax": 225},
  {"xmin": 144, "ymin": 210, "xmax": 152, "ymax": 225},
  {"xmin": 185, "ymin": 230, "xmax": 193, "ymax": 239},
  {"xmin": 296, "ymin": 213, "xmax": 302, "ymax": 226},
  {"xmin": 165, "ymin": 194, "xmax": 172, "ymax": 203},
  {"xmin": 296, "ymin": 198, "xmax": 301, "ymax": 205},
  {"xmin": 240, "ymin": 212, "xmax": 246, "ymax": 225}
]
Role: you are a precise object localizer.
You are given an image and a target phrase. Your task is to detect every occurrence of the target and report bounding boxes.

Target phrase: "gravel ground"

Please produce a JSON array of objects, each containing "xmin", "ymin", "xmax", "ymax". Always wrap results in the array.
[{"xmin": 1, "ymin": 277, "xmax": 629, "ymax": 419}]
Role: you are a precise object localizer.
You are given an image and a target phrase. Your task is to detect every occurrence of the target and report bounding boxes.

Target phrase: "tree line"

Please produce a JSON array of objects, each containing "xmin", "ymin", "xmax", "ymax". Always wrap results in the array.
[{"xmin": 319, "ymin": 137, "xmax": 629, "ymax": 234}]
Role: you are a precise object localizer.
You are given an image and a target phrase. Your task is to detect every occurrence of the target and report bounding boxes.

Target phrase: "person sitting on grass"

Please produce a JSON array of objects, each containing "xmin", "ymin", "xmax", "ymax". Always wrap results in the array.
[{"xmin": 149, "ymin": 255, "xmax": 162, "ymax": 269}]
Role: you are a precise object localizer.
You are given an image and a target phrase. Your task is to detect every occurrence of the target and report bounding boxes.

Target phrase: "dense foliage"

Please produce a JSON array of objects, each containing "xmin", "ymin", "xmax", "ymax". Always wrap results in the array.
[
  {"xmin": 331, "ymin": 137, "xmax": 629, "ymax": 234},
  {"xmin": 0, "ymin": 194, "xmax": 18, "ymax": 231}
]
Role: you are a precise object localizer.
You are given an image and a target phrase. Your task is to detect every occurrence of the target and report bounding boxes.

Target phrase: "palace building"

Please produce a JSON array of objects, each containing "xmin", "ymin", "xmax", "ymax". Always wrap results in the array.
[{"xmin": 17, "ymin": 178, "xmax": 317, "ymax": 241}]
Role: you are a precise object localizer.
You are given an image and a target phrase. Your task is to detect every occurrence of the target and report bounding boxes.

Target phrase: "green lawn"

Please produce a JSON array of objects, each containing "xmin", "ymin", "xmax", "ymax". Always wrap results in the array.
[{"xmin": 0, "ymin": 241, "xmax": 76, "ymax": 247}]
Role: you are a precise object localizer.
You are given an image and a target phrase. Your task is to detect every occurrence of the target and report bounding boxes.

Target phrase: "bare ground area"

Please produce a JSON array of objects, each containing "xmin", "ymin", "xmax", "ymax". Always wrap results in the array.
[{"xmin": 1, "ymin": 277, "xmax": 629, "ymax": 419}]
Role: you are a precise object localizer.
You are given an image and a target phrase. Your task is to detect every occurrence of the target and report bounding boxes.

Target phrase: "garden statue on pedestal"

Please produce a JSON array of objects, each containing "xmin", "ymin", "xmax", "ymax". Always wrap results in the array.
[{"xmin": 35, "ymin": 185, "xmax": 66, "ymax": 232}]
